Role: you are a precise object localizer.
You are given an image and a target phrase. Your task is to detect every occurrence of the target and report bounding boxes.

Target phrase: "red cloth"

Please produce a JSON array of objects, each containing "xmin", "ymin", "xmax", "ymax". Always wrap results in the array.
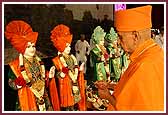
[
  {"xmin": 78, "ymin": 72, "xmax": 86, "ymax": 111},
  {"xmin": 52, "ymin": 56, "xmax": 86, "ymax": 110},
  {"xmin": 62, "ymin": 67, "xmax": 69, "ymax": 74},
  {"xmin": 52, "ymin": 56, "xmax": 74, "ymax": 107},
  {"xmin": 49, "ymin": 78, "xmax": 60, "ymax": 110},
  {"xmin": 14, "ymin": 76, "xmax": 26, "ymax": 87},
  {"xmin": 9, "ymin": 59, "xmax": 38, "ymax": 111}
]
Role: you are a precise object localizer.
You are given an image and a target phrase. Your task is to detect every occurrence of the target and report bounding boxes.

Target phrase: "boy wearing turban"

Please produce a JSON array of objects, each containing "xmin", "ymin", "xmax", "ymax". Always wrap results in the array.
[
  {"xmin": 95, "ymin": 5, "xmax": 164, "ymax": 111},
  {"xmin": 50, "ymin": 24, "xmax": 86, "ymax": 111},
  {"xmin": 5, "ymin": 20, "xmax": 60, "ymax": 111}
]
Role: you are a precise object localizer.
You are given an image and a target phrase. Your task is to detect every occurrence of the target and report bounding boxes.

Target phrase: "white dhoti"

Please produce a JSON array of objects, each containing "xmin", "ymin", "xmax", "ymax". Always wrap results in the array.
[{"xmin": 76, "ymin": 53, "xmax": 87, "ymax": 73}]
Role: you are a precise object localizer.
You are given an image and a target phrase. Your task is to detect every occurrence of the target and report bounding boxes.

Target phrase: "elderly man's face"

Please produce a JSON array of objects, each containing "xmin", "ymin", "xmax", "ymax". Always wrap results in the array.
[{"xmin": 117, "ymin": 31, "xmax": 135, "ymax": 54}]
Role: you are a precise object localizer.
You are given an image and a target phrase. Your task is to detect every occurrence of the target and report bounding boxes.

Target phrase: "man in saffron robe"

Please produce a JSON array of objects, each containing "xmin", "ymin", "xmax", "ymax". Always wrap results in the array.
[
  {"xmin": 95, "ymin": 5, "xmax": 164, "ymax": 111},
  {"xmin": 5, "ymin": 20, "xmax": 60, "ymax": 111}
]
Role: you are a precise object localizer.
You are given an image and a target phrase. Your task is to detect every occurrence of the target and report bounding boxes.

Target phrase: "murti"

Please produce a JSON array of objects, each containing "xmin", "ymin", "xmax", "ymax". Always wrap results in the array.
[{"xmin": 105, "ymin": 27, "xmax": 130, "ymax": 82}]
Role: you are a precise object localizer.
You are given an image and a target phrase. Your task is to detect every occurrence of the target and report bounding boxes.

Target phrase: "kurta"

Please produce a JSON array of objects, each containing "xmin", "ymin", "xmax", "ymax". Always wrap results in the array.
[
  {"xmin": 112, "ymin": 39, "xmax": 164, "ymax": 111},
  {"xmin": 75, "ymin": 40, "xmax": 90, "ymax": 63},
  {"xmin": 75, "ymin": 40, "xmax": 90, "ymax": 73},
  {"xmin": 8, "ymin": 58, "xmax": 60, "ymax": 111}
]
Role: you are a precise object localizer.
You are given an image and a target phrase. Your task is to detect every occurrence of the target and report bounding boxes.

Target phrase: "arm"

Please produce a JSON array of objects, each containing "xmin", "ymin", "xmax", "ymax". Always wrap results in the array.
[
  {"xmin": 95, "ymin": 81, "xmax": 116, "ymax": 108},
  {"xmin": 86, "ymin": 41, "xmax": 91, "ymax": 55},
  {"xmin": 97, "ymin": 87, "xmax": 116, "ymax": 109},
  {"xmin": 75, "ymin": 40, "xmax": 79, "ymax": 52}
]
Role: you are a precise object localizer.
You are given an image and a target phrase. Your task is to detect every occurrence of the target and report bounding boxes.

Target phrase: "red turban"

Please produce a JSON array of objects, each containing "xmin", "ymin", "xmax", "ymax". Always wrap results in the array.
[
  {"xmin": 50, "ymin": 24, "xmax": 72, "ymax": 52},
  {"xmin": 5, "ymin": 20, "xmax": 38, "ymax": 54},
  {"xmin": 114, "ymin": 5, "xmax": 152, "ymax": 31}
]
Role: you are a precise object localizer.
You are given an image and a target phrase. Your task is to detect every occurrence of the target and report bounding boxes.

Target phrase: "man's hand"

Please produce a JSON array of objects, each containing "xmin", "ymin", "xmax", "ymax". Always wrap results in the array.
[
  {"xmin": 97, "ymin": 87, "xmax": 111, "ymax": 100},
  {"xmin": 95, "ymin": 80, "xmax": 108, "ymax": 90},
  {"xmin": 108, "ymin": 83, "xmax": 117, "ymax": 90},
  {"xmin": 95, "ymin": 80, "xmax": 116, "ymax": 90},
  {"xmin": 98, "ymin": 88, "xmax": 116, "ymax": 107}
]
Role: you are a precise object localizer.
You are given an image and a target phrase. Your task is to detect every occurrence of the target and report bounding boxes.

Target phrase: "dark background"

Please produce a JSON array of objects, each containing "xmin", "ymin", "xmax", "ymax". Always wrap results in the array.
[{"xmin": 4, "ymin": 4, "xmax": 164, "ymax": 57}]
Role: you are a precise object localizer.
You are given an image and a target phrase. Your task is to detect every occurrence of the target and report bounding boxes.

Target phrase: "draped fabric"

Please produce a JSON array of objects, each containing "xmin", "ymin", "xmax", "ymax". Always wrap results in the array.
[
  {"xmin": 112, "ymin": 39, "xmax": 164, "ymax": 110},
  {"xmin": 90, "ymin": 47, "xmax": 107, "ymax": 81},
  {"xmin": 52, "ymin": 56, "xmax": 86, "ymax": 110},
  {"xmin": 77, "ymin": 71, "xmax": 86, "ymax": 111},
  {"xmin": 9, "ymin": 58, "xmax": 60, "ymax": 111},
  {"xmin": 9, "ymin": 59, "xmax": 38, "ymax": 111}
]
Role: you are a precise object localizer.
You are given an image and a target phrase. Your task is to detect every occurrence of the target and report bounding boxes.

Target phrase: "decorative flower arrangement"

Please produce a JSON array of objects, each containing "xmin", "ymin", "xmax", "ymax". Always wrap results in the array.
[
  {"xmin": 62, "ymin": 67, "xmax": 69, "ymax": 74},
  {"xmin": 14, "ymin": 76, "xmax": 26, "ymax": 87}
]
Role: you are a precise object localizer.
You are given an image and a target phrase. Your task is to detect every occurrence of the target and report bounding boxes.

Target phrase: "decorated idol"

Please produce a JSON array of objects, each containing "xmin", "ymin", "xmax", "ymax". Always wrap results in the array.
[
  {"xmin": 5, "ymin": 20, "xmax": 60, "ymax": 111},
  {"xmin": 50, "ymin": 24, "xmax": 86, "ymax": 111},
  {"xmin": 90, "ymin": 26, "xmax": 110, "ymax": 81},
  {"xmin": 105, "ymin": 27, "xmax": 121, "ymax": 82},
  {"xmin": 105, "ymin": 27, "xmax": 130, "ymax": 82}
]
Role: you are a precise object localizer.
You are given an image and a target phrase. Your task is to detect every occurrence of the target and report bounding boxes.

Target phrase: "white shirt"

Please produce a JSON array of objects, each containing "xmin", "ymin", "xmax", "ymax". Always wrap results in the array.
[{"xmin": 75, "ymin": 40, "xmax": 90, "ymax": 62}]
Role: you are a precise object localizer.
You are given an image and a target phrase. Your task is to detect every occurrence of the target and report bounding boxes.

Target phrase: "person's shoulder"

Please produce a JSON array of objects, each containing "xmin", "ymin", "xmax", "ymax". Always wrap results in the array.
[
  {"xmin": 155, "ymin": 35, "xmax": 161, "ymax": 39},
  {"xmin": 9, "ymin": 58, "xmax": 19, "ymax": 66},
  {"xmin": 52, "ymin": 56, "xmax": 60, "ymax": 62},
  {"xmin": 84, "ymin": 40, "xmax": 89, "ymax": 43},
  {"xmin": 136, "ymin": 49, "xmax": 163, "ymax": 67},
  {"xmin": 76, "ymin": 40, "xmax": 80, "ymax": 43}
]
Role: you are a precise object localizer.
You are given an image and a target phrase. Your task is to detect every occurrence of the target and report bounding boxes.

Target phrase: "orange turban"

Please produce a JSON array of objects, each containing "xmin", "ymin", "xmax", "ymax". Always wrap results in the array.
[
  {"xmin": 50, "ymin": 24, "xmax": 72, "ymax": 52},
  {"xmin": 5, "ymin": 20, "xmax": 38, "ymax": 54},
  {"xmin": 114, "ymin": 5, "xmax": 152, "ymax": 31}
]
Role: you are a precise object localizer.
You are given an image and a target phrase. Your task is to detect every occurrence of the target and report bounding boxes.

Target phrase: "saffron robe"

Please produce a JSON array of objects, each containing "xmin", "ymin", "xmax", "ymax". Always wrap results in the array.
[{"xmin": 112, "ymin": 39, "xmax": 164, "ymax": 111}]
